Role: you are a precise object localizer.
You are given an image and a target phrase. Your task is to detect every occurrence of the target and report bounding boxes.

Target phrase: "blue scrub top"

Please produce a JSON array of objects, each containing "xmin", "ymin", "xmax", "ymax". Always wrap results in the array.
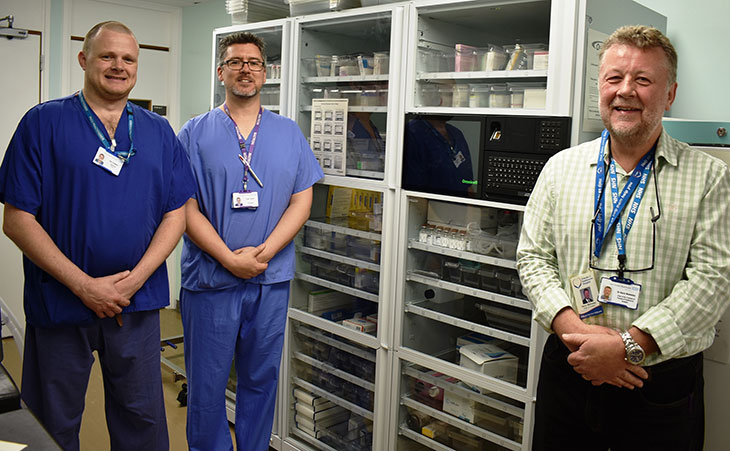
[
  {"xmin": 402, "ymin": 118, "xmax": 475, "ymax": 195},
  {"xmin": 0, "ymin": 94, "xmax": 195, "ymax": 327},
  {"xmin": 178, "ymin": 108, "xmax": 323, "ymax": 291}
]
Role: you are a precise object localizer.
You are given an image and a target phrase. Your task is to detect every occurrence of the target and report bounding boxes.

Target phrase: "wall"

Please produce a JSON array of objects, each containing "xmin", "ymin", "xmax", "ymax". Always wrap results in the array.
[
  {"xmin": 633, "ymin": 2, "xmax": 730, "ymax": 450},
  {"xmin": 179, "ymin": 0, "xmax": 230, "ymax": 125},
  {"xmin": 635, "ymin": 0, "xmax": 730, "ymax": 121}
]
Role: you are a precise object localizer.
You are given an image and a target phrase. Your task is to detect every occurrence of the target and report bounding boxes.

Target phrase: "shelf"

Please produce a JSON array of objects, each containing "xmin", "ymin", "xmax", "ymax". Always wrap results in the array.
[
  {"xmin": 265, "ymin": 78, "xmax": 282, "ymax": 85},
  {"xmin": 296, "ymin": 272, "xmax": 379, "ymax": 303},
  {"xmin": 401, "ymin": 396, "xmax": 521, "ymax": 451},
  {"xmin": 294, "ymin": 351, "xmax": 376, "ymax": 392},
  {"xmin": 305, "ymin": 220, "xmax": 382, "ymax": 241},
  {"xmin": 303, "ymin": 74, "xmax": 390, "ymax": 83},
  {"xmin": 416, "ymin": 69, "xmax": 547, "ymax": 81},
  {"xmin": 293, "ymin": 377, "xmax": 374, "ymax": 421},
  {"xmin": 402, "ymin": 365, "xmax": 524, "ymax": 419},
  {"xmin": 408, "ymin": 239, "xmax": 517, "ymax": 270},
  {"xmin": 405, "ymin": 301, "xmax": 530, "ymax": 347},
  {"xmin": 345, "ymin": 168, "xmax": 385, "ymax": 179},
  {"xmin": 296, "ymin": 325, "xmax": 377, "ymax": 363},
  {"xmin": 262, "ymin": 105, "xmax": 280, "ymax": 111},
  {"xmin": 298, "ymin": 245, "xmax": 381, "ymax": 272},
  {"xmin": 404, "ymin": 191, "xmax": 527, "ymax": 212},
  {"xmin": 398, "ymin": 425, "xmax": 455, "ymax": 451},
  {"xmin": 289, "ymin": 309, "xmax": 381, "ymax": 350},
  {"xmin": 290, "ymin": 428, "xmax": 338, "ymax": 451},
  {"xmin": 406, "ymin": 272, "xmax": 531, "ymax": 311},
  {"xmin": 301, "ymin": 105, "xmax": 388, "ymax": 113}
]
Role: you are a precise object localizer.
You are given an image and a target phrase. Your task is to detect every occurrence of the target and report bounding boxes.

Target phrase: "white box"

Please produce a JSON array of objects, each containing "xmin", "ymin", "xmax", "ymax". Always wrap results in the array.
[
  {"xmin": 342, "ymin": 317, "xmax": 376, "ymax": 333},
  {"xmin": 523, "ymin": 88, "xmax": 547, "ymax": 109},
  {"xmin": 459, "ymin": 342, "xmax": 518, "ymax": 384},
  {"xmin": 443, "ymin": 385, "xmax": 478, "ymax": 423}
]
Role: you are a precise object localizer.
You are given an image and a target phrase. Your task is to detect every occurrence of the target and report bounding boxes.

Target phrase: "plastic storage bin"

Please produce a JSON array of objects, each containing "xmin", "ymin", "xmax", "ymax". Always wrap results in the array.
[
  {"xmin": 289, "ymin": 0, "xmax": 362, "ymax": 16},
  {"xmin": 468, "ymin": 83, "xmax": 491, "ymax": 108},
  {"xmin": 476, "ymin": 44, "xmax": 508, "ymax": 71},
  {"xmin": 373, "ymin": 51, "xmax": 389, "ymax": 75},
  {"xmin": 452, "ymin": 84, "xmax": 470, "ymax": 107},
  {"xmin": 314, "ymin": 55, "xmax": 331, "ymax": 76},
  {"xmin": 341, "ymin": 88, "xmax": 362, "ymax": 106},
  {"xmin": 454, "ymin": 43, "xmax": 478, "ymax": 72},
  {"xmin": 417, "ymin": 82, "xmax": 441, "ymax": 107},
  {"xmin": 337, "ymin": 56, "xmax": 359, "ymax": 76},
  {"xmin": 357, "ymin": 54, "xmax": 374, "ymax": 75},
  {"xmin": 438, "ymin": 85, "xmax": 453, "ymax": 107},
  {"xmin": 488, "ymin": 84, "xmax": 510, "ymax": 108}
]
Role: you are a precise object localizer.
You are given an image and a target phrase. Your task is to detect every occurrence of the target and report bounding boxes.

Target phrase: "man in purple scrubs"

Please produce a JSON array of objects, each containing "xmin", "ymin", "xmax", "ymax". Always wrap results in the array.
[{"xmin": 0, "ymin": 21, "xmax": 194, "ymax": 450}]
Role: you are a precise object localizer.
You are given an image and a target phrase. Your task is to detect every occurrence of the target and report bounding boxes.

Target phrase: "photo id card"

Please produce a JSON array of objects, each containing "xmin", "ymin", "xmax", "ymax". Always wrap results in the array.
[
  {"xmin": 599, "ymin": 276, "xmax": 640, "ymax": 310},
  {"xmin": 92, "ymin": 147, "xmax": 123, "ymax": 176},
  {"xmin": 232, "ymin": 191, "xmax": 258, "ymax": 209},
  {"xmin": 453, "ymin": 151, "xmax": 466, "ymax": 168},
  {"xmin": 570, "ymin": 272, "xmax": 603, "ymax": 319}
]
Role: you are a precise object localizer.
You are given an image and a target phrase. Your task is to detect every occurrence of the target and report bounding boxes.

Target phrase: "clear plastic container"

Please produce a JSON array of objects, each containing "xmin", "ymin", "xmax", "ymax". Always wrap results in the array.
[
  {"xmin": 315, "ymin": 54, "xmax": 331, "ymax": 76},
  {"xmin": 373, "ymin": 51, "xmax": 389, "ymax": 75},
  {"xmin": 452, "ymin": 84, "xmax": 470, "ymax": 107},
  {"xmin": 417, "ymin": 83, "xmax": 441, "ymax": 107},
  {"xmin": 479, "ymin": 267, "xmax": 498, "ymax": 291},
  {"xmin": 438, "ymin": 85, "xmax": 454, "ymax": 107},
  {"xmin": 454, "ymin": 43, "xmax": 478, "ymax": 72},
  {"xmin": 417, "ymin": 47, "xmax": 441, "ymax": 73},
  {"xmin": 468, "ymin": 83, "xmax": 491, "ymax": 108},
  {"xmin": 341, "ymin": 88, "xmax": 362, "ymax": 106},
  {"xmin": 377, "ymin": 86, "xmax": 389, "ymax": 106},
  {"xmin": 461, "ymin": 262, "xmax": 481, "ymax": 288},
  {"xmin": 338, "ymin": 56, "xmax": 359, "ymax": 76},
  {"xmin": 476, "ymin": 44, "xmax": 508, "ymax": 71},
  {"xmin": 524, "ymin": 88, "xmax": 547, "ymax": 109},
  {"xmin": 505, "ymin": 43, "xmax": 548, "ymax": 70},
  {"xmin": 360, "ymin": 87, "xmax": 379, "ymax": 106},
  {"xmin": 488, "ymin": 84, "xmax": 510, "ymax": 108},
  {"xmin": 324, "ymin": 87, "xmax": 341, "ymax": 99},
  {"xmin": 310, "ymin": 85, "xmax": 325, "ymax": 99},
  {"xmin": 443, "ymin": 260, "xmax": 461, "ymax": 283},
  {"xmin": 357, "ymin": 54, "xmax": 374, "ymax": 75},
  {"xmin": 496, "ymin": 269, "xmax": 513, "ymax": 295}
]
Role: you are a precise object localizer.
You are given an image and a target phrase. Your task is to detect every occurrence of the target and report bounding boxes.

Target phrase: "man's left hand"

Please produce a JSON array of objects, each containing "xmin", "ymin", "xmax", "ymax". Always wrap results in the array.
[
  {"xmin": 563, "ymin": 333, "xmax": 649, "ymax": 389},
  {"xmin": 114, "ymin": 271, "xmax": 142, "ymax": 300}
]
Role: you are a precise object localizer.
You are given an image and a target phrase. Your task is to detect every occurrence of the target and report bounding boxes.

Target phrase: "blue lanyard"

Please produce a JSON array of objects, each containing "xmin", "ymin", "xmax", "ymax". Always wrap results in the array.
[
  {"xmin": 593, "ymin": 129, "xmax": 654, "ymax": 262},
  {"xmin": 78, "ymin": 90, "xmax": 135, "ymax": 162},
  {"xmin": 223, "ymin": 104, "xmax": 262, "ymax": 191}
]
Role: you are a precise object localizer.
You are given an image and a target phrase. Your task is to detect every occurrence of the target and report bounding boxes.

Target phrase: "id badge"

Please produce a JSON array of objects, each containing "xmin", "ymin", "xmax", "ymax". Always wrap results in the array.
[
  {"xmin": 599, "ymin": 276, "xmax": 640, "ymax": 310},
  {"xmin": 232, "ymin": 191, "xmax": 259, "ymax": 209},
  {"xmin": 570, "ymin": 272, "xmax": 603, "ymax": 320},
  {"xmin": 92, "ymin": 147, "xmax": 123, "ymax": 176},
  {"xmin": 452, "ymin": 151, "xmax": 466, "ymax": 168}
]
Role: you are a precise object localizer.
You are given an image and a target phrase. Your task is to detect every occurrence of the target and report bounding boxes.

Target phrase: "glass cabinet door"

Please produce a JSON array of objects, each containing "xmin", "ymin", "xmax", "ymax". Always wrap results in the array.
[{"xmin": 293, "ymin": 8, "xmax": 400, "ymax": 181}]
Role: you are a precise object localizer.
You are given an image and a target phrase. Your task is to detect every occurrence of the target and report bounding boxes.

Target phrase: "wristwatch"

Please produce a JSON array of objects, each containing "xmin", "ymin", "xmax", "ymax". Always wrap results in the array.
[{"xmin": 620, "ymin": 330, "xmax": 646, "ymax": 365}]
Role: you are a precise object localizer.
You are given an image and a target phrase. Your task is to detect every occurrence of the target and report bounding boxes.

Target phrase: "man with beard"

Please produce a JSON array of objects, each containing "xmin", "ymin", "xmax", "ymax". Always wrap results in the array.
[
  {"xmin": 517, "ymin": 25, "xmax": 730, "ymax": 450},
  {"xmin": 177, "ymin": 32, "xmax": 323, "ymax": 450},
  {"xmin": 0, "ymin": 21, "xmax": 194, "ymax": 450}
]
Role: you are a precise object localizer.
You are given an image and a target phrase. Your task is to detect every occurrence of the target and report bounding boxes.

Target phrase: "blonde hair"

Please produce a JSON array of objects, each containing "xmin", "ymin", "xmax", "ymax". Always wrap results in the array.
[
  {"xmin": 82, "ymin": 21, "xmax": 138, "ymax": 54},
  {"xmin": 599, "ymin": 25, "xmax": 677, "ymax": 85}
]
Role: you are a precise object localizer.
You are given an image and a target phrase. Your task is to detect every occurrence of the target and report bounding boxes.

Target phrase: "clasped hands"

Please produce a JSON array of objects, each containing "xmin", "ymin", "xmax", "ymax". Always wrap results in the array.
[
  {"xmin": 562, "ymin": 327, "xmax": 649, "ymax": 389},
  {"xmin": 77, "ymin": 270, "xmax": 139, "ymax": 319},
  {"xmin": 224, "ymin": 243, "xmax": 269, "ymax": 279}
]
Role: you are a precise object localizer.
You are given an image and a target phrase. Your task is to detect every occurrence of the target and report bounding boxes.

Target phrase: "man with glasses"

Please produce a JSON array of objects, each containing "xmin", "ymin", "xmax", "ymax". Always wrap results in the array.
[
  {"xmin": 517, "ymin": 25, "xmax": 730, "ymax": 450},
  {"xmin": 0, "ymin": 21, "xmax": 194, "ymax": 449},
  {"xmin": 178, "ymin": 32, "xmax": 323, "ymax": 450}
]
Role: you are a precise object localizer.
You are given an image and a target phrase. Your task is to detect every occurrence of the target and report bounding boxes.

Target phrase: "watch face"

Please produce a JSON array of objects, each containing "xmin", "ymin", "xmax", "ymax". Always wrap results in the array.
[{"xmin": 627, "ymin": 347, "xmax": 645, "ymax": 365}]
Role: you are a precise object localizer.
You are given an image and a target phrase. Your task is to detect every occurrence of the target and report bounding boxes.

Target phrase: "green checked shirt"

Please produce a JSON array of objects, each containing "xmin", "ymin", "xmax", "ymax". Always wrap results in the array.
[{"xmin": 517, "ymin": 129, "xmax": 730, "ymax": 365}]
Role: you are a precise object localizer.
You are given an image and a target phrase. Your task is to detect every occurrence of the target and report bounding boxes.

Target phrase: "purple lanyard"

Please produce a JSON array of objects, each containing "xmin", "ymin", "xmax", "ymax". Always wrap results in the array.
[{"xmin": 223, "ymin": 104, "xmax": 262, "ymax": 191}]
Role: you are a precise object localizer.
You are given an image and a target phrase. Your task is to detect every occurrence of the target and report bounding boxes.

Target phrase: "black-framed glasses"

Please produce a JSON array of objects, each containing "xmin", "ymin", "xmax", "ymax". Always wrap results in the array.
[
  {"xmin": 589, "ymin": 163, "xmax": 662, "ymax": 279},
  {"xmin": 221, "ymin": 59, "xmax": 265, "ymax": 72}
]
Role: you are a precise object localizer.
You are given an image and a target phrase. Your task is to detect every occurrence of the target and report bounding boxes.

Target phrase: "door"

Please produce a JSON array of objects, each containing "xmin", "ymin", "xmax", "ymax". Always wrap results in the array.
[{"xmin": 0, "ymin": 30, "xmax": 42, "ymax": 338}]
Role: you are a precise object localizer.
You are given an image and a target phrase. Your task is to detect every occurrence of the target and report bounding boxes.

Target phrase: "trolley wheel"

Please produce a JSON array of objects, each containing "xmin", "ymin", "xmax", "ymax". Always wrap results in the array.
[{"xmin": 177, "ymin": 383, "xmax": 188, "ymax": 407}]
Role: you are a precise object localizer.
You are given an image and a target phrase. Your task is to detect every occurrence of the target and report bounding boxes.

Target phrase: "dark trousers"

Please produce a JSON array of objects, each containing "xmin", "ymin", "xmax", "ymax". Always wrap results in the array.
[
  {"xmin": 21, "ymin": 311, "xmax": 169, "ymax": 451},
  {"xmin": 533, "ymin": 334, "xmax": 704, "ymax": 451}
]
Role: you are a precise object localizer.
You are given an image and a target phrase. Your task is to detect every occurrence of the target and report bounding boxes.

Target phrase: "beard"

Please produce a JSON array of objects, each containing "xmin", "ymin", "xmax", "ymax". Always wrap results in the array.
[
  {"xmin": 230, "ymin": 81, "xmax": 258, "ymax": 99},
  {"xmin": 600, "ymin": 107, "xmax": 663, "ymax": 149}
]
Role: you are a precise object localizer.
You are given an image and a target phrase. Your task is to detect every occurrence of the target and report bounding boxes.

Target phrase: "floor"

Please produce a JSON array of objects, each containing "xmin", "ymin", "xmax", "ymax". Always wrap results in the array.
[{"xmin": 1, "ymin": 308, "xmax": 236, "ymax": 451}]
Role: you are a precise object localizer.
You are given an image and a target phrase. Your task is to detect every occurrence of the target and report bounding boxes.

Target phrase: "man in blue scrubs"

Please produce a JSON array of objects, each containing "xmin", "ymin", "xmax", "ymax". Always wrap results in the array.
[
  {"xmin": 0, "ymin": 21, "xmax": 194, "ymax": 450},
  {"xmin": 178, "ymin": 32, "xmax": 323, "ymax": 451}
]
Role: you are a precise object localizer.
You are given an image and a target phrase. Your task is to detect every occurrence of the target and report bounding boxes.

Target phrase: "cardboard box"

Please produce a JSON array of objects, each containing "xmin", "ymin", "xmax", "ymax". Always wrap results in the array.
[
  {"xmin": 342, "ymin": 318, "xmax": 376, "ymax": 333},
  {"xmin": 459, "ymin": 342, "xmax": 518, "ymax": 384}
]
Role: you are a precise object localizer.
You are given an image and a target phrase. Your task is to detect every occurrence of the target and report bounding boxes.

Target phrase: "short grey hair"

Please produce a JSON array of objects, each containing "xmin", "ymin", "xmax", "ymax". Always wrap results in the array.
[{"xmin": 599, "ymin": 25, "xmax": 677, "ymax": 85}]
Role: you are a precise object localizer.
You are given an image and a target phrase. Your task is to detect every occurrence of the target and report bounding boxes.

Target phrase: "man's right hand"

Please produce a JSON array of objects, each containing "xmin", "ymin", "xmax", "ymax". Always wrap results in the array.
[
  {"xmin": 224, "ymin": 243, "xmax": 268, "ymax": 279},
  {"xmin": 76, "ymin": 271, "xmax": 132, "ymax": 318}
]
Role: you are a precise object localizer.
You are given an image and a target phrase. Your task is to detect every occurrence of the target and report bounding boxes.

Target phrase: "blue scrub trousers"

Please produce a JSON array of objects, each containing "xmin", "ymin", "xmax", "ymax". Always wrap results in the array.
[
  {"xmin": 21, "ymin": 310, "xmax": 169, "ymax": 451},
  {"xmin": 181, "ymin": 281, "xmax": 289, "ymax": 451}
]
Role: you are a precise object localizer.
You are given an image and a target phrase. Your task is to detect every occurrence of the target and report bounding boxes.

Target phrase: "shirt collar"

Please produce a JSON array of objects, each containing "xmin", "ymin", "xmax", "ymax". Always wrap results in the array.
[{"xmin": 588, "ymin": 128, "xmax": 678, "ymax": 171}]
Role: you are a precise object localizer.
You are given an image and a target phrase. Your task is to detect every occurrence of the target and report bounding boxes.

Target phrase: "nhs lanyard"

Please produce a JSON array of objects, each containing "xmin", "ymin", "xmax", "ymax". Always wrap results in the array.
[
  {"xmin": 78, "ymin": 90, "xmax": 135, "ymax": 161},
  {"xmin": 593, "ymin": 129, "xmax": 654, "ymax": 263},
  {"xmin": 223, "ymin": 104, "xmax": 262, "ymax": 191}
]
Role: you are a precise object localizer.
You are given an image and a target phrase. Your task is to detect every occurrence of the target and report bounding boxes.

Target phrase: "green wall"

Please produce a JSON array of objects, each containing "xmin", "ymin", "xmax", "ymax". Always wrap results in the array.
[{"xmin": 179, "ymin": 0, "xmax": 230, "ymax": 125}]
